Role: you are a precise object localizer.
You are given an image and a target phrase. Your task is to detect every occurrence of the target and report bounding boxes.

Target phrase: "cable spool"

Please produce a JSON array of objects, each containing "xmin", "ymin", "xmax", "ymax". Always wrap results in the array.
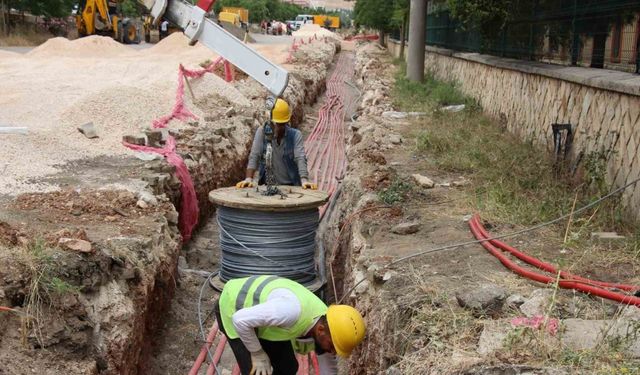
[{"xmin": 208, "ymin": 186, "xmax": 329, "ymax": 291}]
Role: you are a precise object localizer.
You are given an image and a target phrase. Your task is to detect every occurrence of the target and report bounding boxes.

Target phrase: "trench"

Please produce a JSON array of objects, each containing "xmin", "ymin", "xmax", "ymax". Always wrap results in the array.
[{"xmin": 143, "ymin": 47, "xmax": 358, "ymax": 374}]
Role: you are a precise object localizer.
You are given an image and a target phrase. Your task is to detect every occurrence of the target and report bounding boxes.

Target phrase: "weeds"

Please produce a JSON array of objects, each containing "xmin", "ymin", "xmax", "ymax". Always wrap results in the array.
[
  {"xmin": 378, "ymin": 178, "xmax": 412, "ymax": 205},
  {"xmin": 20, "ymin": 240, "xmax": 79, "ymax": 347},
  {"xmin": 0, "ymin": 25, "xmax": 50, "ymax": 47}
]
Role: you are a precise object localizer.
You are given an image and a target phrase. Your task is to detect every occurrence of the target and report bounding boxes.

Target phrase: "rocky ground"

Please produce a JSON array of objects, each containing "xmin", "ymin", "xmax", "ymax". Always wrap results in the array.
[{"xmin": 320, "ymin": 41, "xmax": 640, "ymax": 374}]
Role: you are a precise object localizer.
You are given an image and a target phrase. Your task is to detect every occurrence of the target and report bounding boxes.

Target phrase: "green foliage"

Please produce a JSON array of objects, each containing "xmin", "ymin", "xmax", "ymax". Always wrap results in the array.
[
  {"xmin": 378, "ymin": 178, "xmax": 412, "ymax": 205},
  {"xmin": 354, "ymin": 0, "xmax": 396, "ymax": 32},
  {"xmin": 120, "ymin": 0, "xmax": 141, "ymax": 18},
  {"xmin": 6, "ymin": 0, "xmax": 75, "ymax": 17},
  {"xmin": 213, "ymin": 0, "xmax": 338, "ymax": 23}
]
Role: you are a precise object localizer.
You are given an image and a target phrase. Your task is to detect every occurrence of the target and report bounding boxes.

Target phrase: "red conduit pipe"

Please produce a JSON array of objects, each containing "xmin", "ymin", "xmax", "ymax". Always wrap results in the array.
[
  {"xmin": 232, "ymin": 364, "xmax": 241, "ymax": 375},
  {"xmin": 189, "ymin": 321, "xmax": 219, "ymax": 375},
  {"xmin": 474, "ymin": 217, "xmax": 638, "ymax": 292},
  {"xmin": 469, "ymin": 216, "xmax": 640, "ymax": 307},
  {"xmin": 206, "ymin": 335, "xmax": 228, "ymax": 375}
]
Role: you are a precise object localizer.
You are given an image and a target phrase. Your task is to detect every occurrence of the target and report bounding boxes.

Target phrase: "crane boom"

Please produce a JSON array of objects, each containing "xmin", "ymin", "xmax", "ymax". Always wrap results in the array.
[{"xmin": 141, "ymin": 0, "xmax": 289, "ymax": 97}]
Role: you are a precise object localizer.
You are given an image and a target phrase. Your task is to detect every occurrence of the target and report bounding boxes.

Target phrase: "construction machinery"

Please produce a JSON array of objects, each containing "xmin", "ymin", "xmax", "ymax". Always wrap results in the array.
[
  {"xmin": 76, "ymin": 0, "xmax": 141, "ymax": 44},
  {"xmin": 140, "ymin": 0, "xmax": 289, "ymax": 96},
  {"xmin": 313, "ymin": 15, "xmax": 339, "ymax": 30},
  {"xmin": 221, "ymin": 7, "xmax": 248, "ymax": 29}
]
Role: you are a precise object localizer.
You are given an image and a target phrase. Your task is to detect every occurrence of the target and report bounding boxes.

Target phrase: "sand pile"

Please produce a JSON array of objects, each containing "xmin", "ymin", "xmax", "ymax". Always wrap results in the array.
[
  {"xmin": 27, "ymin": 36, "xmax": 135, "ymax": 58},
  {"xmin": 145, "ymin": 32, "xmax": 212, "ymax": 56}
]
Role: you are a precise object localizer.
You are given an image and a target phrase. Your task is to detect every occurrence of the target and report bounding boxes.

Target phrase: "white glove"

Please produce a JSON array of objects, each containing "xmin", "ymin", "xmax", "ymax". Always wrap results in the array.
[{"xmin": 250, "ymin": 349, "xmax": 272, "ymax": 375}]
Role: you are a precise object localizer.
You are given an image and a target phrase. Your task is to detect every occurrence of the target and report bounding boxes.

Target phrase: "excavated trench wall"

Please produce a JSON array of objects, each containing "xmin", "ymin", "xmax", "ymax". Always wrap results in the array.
[
  {"xmin": 320, "ymin": 43, "xmax": 402, "ymax": 375},
  {"xmin": 0, "ymin": 38, "xmax": 340, "ymax": 375}
]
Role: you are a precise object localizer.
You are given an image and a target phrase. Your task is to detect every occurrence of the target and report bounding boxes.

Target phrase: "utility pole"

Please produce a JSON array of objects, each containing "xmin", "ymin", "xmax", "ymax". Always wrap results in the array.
[{"xmin": 407, "ymin": 0, "xmax": 426, "ymax": 82}]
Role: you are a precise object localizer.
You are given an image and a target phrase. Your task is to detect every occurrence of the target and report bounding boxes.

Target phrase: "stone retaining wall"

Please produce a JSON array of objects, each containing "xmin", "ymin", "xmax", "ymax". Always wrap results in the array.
[{"xmin": 388, "ymin": 40, "xmax": 640, "ymax": 219}]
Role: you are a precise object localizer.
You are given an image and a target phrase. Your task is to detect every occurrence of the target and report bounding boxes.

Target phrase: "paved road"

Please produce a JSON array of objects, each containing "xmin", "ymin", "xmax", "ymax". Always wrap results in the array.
[{"xmin": 250, "ymin": 33, "xmax": 293, "ymax": 45}]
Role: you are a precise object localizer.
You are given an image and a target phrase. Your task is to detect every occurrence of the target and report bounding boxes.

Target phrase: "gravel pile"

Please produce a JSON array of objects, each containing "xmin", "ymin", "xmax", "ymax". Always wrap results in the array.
[{"xmin": 0, "ymin": 34, "xmax": 257, "ymax": 196}]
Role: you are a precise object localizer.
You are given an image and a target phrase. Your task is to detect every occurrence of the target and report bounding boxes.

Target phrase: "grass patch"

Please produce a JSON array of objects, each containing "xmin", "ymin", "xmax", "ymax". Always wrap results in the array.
[
  {"xmin": 392, "ymin": 62, "xmax": 476, "ymax": 112},
  {"xmin": 393, "ymin": 61, "xmax": 635, "ymax": 235},
  {"xmin": 0, "ymin": 25, "xmax": 50, "ymax": 47},
  {"xmin": 19, "ymin": 240, "xmax": 80, "ymax": 346}
]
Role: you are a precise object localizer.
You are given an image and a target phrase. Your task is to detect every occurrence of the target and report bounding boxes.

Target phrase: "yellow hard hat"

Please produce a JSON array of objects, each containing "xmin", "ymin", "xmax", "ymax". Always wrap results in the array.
[
  {"xmin": 271, "ymin": 98, "xmax": 291, "ymax": 123},
  {"xmin": 326, "ymin": 305, "xmax": 366, "ymax": 357}
]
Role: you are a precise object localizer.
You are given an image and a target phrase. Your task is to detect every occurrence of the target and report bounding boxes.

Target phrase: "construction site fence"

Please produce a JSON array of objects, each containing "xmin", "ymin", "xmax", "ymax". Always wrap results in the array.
[{"xmin": 390, "ymin": 0, "xmax": 640, "ymax": 74}]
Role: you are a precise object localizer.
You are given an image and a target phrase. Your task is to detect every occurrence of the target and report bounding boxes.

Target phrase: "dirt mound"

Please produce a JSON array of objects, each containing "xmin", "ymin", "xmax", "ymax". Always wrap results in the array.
[
  {"xmin": 292, "ymin": 24, "xmax": 337, "ymax": 40},
  {"xmin": 145, "ymin": 32, "xmax": 211, "ymax": 55},
  {"xmin": 27, "ymin": 36, "xmax": 134, "ymax": 58}
]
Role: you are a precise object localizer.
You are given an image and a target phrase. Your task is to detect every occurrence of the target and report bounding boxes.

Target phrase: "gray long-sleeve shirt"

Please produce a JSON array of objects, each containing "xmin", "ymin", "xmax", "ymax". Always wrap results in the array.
[{"xmin": 247, "ymin": 125, "xmax": 309, "ymax": 184}]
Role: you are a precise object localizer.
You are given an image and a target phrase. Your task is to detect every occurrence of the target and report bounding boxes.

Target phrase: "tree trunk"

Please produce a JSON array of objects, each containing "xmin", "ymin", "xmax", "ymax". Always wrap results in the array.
[
  {"xmin": 407, "ymin": 0, "xmax": 426, "ymax": 82},
  {"xmin": 0, "ymin": 0, "xmax": 6, "ymax": 36},
  {"xmin": 399, "ymin": 10, "xmax": 408, "ymax": 61},
  {"xmin": 378, "ymin": 29, "xmax": 385, "ymax": 47},
  {"xmin": 590, "ymin": 33, "xmax": 606, "ymax": 69}
]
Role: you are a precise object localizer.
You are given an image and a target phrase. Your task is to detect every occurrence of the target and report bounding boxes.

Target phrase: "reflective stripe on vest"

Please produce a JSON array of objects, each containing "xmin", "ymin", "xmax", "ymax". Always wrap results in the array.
[{"xmin": 219, "ymin": 275, "xmax": 328, "ymax": 341}]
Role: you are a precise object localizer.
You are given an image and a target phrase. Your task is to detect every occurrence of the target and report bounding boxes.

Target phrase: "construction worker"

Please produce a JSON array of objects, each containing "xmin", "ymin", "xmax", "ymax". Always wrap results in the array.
[
  {"xmin": 236, "ymin": 98, "xmax": 317, "ymax": 190},
  {"xmin": 214, "ymin": 275, "xmax": 366, "ymax": 375},
  {"xmin": 159, "ymin": 19, "xmax": 169, "ymax": 40}
]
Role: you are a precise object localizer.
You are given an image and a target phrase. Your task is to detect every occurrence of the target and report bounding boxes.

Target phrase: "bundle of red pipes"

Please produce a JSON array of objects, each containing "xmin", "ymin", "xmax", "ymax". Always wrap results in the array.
[
  {"xmin": 305, "ymin": 53, "xmax": 355, "ymax": 218},
  {"xmin": 469, "ymin": 214, "xmax": 640, "ymax": 307}
]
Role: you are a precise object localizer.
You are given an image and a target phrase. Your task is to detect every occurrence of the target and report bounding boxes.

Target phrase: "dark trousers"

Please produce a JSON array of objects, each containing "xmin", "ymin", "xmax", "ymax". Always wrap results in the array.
[{"xmin": 214, "ymin": 301, "xmax": 299, "ymax": 375}]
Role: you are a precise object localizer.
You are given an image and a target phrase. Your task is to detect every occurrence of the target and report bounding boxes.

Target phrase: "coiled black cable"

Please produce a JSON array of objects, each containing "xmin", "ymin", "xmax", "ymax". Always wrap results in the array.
[{"xmin": 217, "ymin": 206, "xmax": 319, "ymax": 286}]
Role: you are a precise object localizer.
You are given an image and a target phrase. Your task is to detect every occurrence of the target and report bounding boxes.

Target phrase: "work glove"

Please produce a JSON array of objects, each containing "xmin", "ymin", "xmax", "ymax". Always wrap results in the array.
[
  {"xmin": 250, "ymin": 349, "xmax": 272, "ymax": 375},
  {"xmin": 236, "ymin": 177, "xmax": 256, "ymax": 189},
  {"xmin": 301, "ymin": 178, "xmax": 317, "ymax": 190}
]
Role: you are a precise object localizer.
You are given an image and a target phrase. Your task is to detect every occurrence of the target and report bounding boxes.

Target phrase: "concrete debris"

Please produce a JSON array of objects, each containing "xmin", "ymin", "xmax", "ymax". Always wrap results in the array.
[
  {"xmin": 137, "ymin": 191, "xmax": 158, "ymax": 206},
  {"xmin": 178, "ymin": 256, "xmax": 188, "ymax": 270},
  {"xmin": 146, "ymin": 129, "xmax": 164, "ymax": 147},
  {"xmin": 450, "ymin": 349, "xmax": 483, "ymax": 369},
  {"xmin": 165, "ymin": 210, "xmax": 179, "ymax": 225},
  {"xmin": 225, "ymin": 107, "xmax": 236, "ymax": 117},
  {"xmin": 58, "ymin": 238, "xmax": 93, "ymax": 253},
  {"xmin": 562, "ymin": 319, "xmax": 640, "ymax": 358},
  {"xmin": 463, "ymin": 214, "xmax": 473, "ymax": 222},
  {"xmin": 133, "ymin": 151, "xmax": 163, "ymax": 161},
  {"xmin": 505, "ymin": 294, "xmax": 526, "ymax": 308},
  {"xmin": 136, "ymin": 200, "xmax": 148, "ymax": 209},
  {"xmin": 381, "ymin": 111, "xmax": 427, "ymax": 119},
  {"xmin": 477, "ymin": 320, "xmax": 511, "ymax": 355},
  {"xmin": 391, "ymin": 221, "xmax": 421, "ymax": 235},
  {"xmin": 411, "ymin": 173, "xmax": 435, "ymax": 188},
  {"xmin": 520, "ymin": 289, "xmax": 553, "ymax": 317},
  {"xmin": 591, "ymin": 231, "xmax": 625, "ymax": 242},
  {"xmin": 441, "ymin": 104, "xmax": 466, "ymax": 112},
  {"xmin": 123, "ymin": 134, "xmax": 146, "ymax": 146},
  {"xmin": 385, "ymin": 366, "xmax": 402, "ymax": 375},
  {"xmin": 452, "ymin": 178, "xmax": 471, "ymax": 187},
  {"xmin": 456, "ymin": 284, "xmax": 507, "ymax": 317},
  {"xmin": 0, "ymin": 127, "xmax": 28, "ymax": 135},
  {"xmin": 389, "ymin": 134, "xmax": 403, "ymax": 144},
  {"xmin": 78, "ymin": 122, "xmax": 99, "ymax": 139},
  {"xmin": 436, "ymin": 182, "xmax": 451, "ymax": 188}
]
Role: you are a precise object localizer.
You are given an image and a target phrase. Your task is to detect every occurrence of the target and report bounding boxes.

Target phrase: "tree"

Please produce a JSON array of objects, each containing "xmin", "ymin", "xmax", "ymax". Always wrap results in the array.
[
  {"xmin": 390, "ymin": 0, "xmax": 409, "ymax": 59},
  {"xmin": 354, "ymin": 0, "xmax": 395, "ymax": 45},
  {"xmin": 443, "ymin": 0, "xmax": 640, "ymax": 66}
]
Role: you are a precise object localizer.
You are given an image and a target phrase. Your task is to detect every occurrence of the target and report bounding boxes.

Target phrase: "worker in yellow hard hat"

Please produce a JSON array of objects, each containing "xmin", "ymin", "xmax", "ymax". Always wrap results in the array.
[
  {"xmin": 236, "ymin": 98, "xmax": 317, "ymax": 190},
  {"xmin": 214, "ymin": 275, "xmax": 366, "ymax": 375}
]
